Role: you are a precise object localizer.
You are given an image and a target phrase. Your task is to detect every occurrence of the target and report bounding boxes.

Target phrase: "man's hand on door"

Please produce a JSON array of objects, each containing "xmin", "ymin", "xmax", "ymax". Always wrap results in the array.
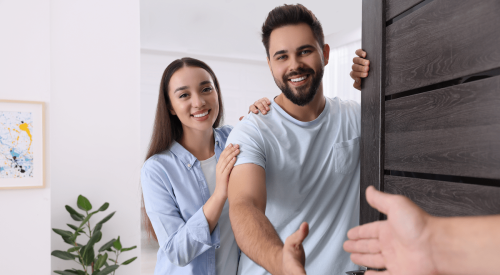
[{"xmin": 350, "ymin": 49, "xmax": 370, "ymax": 91}]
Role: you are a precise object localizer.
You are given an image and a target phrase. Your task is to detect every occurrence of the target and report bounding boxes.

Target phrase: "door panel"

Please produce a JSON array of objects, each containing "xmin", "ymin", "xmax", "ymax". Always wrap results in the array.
[
  {"xmin": 385, "ymin": 0, "xmax": 500, "ymax": 95},
  {"xmin": 385, "ymin": 175, "xmax": 500, "ymax": 216}
]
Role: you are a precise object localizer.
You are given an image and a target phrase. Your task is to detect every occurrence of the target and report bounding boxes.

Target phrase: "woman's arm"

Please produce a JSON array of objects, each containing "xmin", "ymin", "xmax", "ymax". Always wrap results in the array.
[
  {"xmin": 202, "ymin": 143, "xmax": 240, "ymax": 232},
  {"xmin": 141, "ymin": 159, "xmax": 220, "ymax": 267}
]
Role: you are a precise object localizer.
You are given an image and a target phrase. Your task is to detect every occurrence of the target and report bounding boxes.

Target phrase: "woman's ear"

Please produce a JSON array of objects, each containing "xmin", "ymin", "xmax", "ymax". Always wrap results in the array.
[{"xmin": 169, "ymin": 108, "xmax": 176, "ymax": 116}]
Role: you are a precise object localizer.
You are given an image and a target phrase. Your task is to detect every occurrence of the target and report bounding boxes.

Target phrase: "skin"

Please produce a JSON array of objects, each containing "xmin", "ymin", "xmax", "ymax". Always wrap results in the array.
[
  {"xmin": 343, "ymin": 186, "xmax": 500, "ymax": 275},
  {"xmin": 228, "ymin": 23, "xmax": 330, "ymax": 275},
  {"xmin": 168, "ymin": 66, "xmax": 269, "ymax": 232},
  {"xmin": 350, "ymin": 49, "xmax": 370, "ymax": 90}
]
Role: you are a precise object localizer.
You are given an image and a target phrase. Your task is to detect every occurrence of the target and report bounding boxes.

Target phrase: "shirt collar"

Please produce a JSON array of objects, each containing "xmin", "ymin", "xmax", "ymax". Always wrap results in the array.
[{"xmin": 169, "ymin": 128, "xmax": 223, "ymax": 170}]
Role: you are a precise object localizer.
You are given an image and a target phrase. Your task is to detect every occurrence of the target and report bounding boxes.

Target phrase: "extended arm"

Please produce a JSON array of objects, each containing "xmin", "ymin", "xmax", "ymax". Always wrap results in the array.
[
  {"xmin": 343, "ymin": 186, "xmax": 500, "ymax": 275},
  {"xmin": 228, "ymin": 164, "xmax": 308, "ymax": 275}
]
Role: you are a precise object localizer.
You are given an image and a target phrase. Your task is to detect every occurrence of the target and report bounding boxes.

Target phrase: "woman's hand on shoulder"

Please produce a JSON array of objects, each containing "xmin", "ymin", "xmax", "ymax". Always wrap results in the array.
[
  {"xmin": 214, "ymin": 143, "xmax": 240, "ymax": 200},
  {"xmin": 239, "ymin": 97, "xmax": 272, "ymax": 121}
]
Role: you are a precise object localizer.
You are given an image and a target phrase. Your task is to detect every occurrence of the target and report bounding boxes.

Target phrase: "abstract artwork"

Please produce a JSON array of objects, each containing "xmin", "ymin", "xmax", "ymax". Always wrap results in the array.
[
  {"xmin": 0, "ymin": 100, "xmax": 44, "ymax": 189},
  {"xmin": 0, "ymin": 111, "xmax": 34, "ymax": 178}
]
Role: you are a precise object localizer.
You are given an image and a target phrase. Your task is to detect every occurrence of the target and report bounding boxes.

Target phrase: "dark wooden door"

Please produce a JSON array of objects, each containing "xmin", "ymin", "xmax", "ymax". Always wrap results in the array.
[{"xmin": 360, "ymin": 0, "xmax": 500, "ymax": 225}]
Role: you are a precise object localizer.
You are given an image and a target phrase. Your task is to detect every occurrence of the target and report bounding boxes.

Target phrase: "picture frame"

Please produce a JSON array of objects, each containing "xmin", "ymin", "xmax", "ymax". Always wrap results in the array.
[{"xmin": 0, "ymin": 100, "xmax": 45, "ymax": 189}]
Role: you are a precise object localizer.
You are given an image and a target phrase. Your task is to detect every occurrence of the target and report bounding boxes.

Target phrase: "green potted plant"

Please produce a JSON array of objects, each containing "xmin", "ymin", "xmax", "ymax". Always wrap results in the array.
[{"xmin": 51, "ymin": 195, "xmax": 137, "ymax": 275}]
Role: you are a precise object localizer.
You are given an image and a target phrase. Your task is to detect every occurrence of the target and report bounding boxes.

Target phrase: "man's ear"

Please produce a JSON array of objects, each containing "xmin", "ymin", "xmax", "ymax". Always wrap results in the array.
[
  {"xmin": 267, "ymin": 56, "xmax": 272, "ymax": 72},
  {"xmin": 323, "ymin": 44, "xmax": 331, "ymax": 66}
]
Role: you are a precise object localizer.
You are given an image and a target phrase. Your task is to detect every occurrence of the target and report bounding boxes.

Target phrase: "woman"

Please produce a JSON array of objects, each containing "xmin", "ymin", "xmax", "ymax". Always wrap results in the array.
[{"xmin": 141, "ymin": 57, "xmax": 270, "ymax": 275}]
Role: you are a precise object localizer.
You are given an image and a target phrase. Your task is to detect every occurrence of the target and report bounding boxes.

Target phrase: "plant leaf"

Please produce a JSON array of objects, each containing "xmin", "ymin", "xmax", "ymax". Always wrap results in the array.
[
  {"xmin": 80, "ymin": 245, "xmax": 95, "ymax": 266},
  {"xmin": 93, "ymin": 265, "xmax": 119, "ymax": 275},
  {"xmin": 77, "ymin": 195, "xmax": 92, "ymax": 211},
  {"xmin": 97, "ymin": 202, "xmax": 109, "ymax": 212},
  {"xmin": 67, "ymin": 246, "xmax": 80, "ymax": 253},
  {"xmin": 66, "ymin": 205, "xmax": 85, "ymax": 219},
  {"xmin": 98, "ymin": 239, "xmax": 116, "ymax": 252},
  {"xmin": 67, "ymin": 224, "xmax": 79, "ymax": 231},
  {"xmin": 96, "ymin": 212, "xmax": 115, "ymax": 226},
  {"xmin": 53, "ymin": 228, "xmax": 73, "ymax": 238},
  {"xmin": 62, "ymin": 236, "xmax": 75, "ymax": 245},
  {"xmin": 94, "ymin": 253, "xmax": 108, "ymax": 271},
  {"xmin": 120, "ymin": 246, "xmax": 137, "ymax": 252},
  {"xmin": 54, "ymin": 270, "xmax": 79, "ymax": 275},
  {"xmin": 121, "ymin": 257, "xmax": 137, "ymax": 265},
  {"xmin": 70, "ymin": 214, "xmax": 84, "ymax": 222},
  {"xmin": 113, "ymin": 236, "xmax": 122, "ymax": 250},
  {"xmin": 78, "ymin": 213, "xmax": 95, "ymax": 229},
  {"xmin": 94, "ymin": 223, "xmax": 102, "ymax": 233},
  {"xmin": 87, "ymin": 231, "xmax": 102, "ymax": 248},
  {"xmin": 51, "ymin": 250, "xmax": 76, "ymax": 260}
]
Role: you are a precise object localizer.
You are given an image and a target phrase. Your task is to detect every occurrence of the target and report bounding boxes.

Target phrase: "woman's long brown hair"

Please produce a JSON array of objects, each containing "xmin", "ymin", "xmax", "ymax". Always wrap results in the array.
[{"xmin": 142, "ymin": 57, "xmax": 224, "ymax": 242}]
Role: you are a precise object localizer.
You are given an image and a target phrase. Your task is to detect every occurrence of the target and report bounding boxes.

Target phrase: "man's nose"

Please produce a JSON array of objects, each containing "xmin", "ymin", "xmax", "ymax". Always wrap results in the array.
[{"xmin": 289, "ymin": 56, "xmax": 302, "ymax": 72}]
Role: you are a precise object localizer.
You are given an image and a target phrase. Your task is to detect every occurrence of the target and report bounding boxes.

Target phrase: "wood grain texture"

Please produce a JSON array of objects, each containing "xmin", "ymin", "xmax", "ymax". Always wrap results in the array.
[
  {"xmin": 385, "ymin": 76, "xmax": 500, "ymax": 179},
  {"xmin": 360, "ymin": 0, "xmax": 385, "ymax": 225},
  {"xmin": 386, "ymin": 124, "xmax": 500, "ymax": 179},
  {"xmin": 386, "ymin": 0, "xmax": 424, "ymax": 21},
  {"xmin": 385, "ymin": 175, "xmax": 500, "ymax": 217},
  {"xmin": 385, "ymin": 0, "xmax": 500, "ymax": 95},
  {"xmin": 386, "ymin": 76, "xmax": 500, "ymax": 133}
]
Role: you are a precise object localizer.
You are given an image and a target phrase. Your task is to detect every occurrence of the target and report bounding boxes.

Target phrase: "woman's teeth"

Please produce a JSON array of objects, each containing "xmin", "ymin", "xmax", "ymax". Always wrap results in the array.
[
  {"xmin": 290, "ymin": 75, "xmax": 307, "ymax": 82},
  {"xmin": 193, "ymin": 111, "xmax": 209, "ymax": 118}
]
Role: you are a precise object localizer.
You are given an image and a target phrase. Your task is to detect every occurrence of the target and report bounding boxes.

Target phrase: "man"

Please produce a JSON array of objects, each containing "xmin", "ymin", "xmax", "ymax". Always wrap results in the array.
[
  {"xmin": 344, "ymin": 186, "xmax": 500, "ymax": 275},
  {"xmin": 226, "ymin": 4, "xmax": 365, "ymax": 274}
]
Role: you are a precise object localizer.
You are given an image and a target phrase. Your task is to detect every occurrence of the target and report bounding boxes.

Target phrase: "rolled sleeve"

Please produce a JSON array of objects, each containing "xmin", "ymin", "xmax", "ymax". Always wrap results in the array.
[{"xmin": 141, "ymin": 158, "xmax": 218, "ymax": 267}]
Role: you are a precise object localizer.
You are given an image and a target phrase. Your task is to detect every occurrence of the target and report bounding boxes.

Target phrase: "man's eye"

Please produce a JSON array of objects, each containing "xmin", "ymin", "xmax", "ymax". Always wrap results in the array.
[
  {"xmin": 202, "ymin": 87, "xmax": 213, "ymax": 93},
  {"xmin": 277, "ymin": 55, "xmax": 287, "ymax": 60}
]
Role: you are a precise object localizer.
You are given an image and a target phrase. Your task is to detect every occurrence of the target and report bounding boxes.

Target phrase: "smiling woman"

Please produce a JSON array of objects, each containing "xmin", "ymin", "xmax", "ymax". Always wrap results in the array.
[{"xmin": 140, "ymin": 57, "xmax": 270, "ymax": 275}]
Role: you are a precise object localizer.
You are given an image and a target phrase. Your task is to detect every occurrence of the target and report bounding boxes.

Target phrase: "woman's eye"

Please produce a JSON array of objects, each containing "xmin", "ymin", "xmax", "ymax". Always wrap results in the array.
[
  {"xmin": 301, "ymin": 50, "xmax": 310, "ymax": 55},
  {"xmin": 202, "ymin": 87, "xmax": 213, "ymax": 93},
  {"xmin": 179, "ymin": 93, "xmax": 188, "ymax": 98}
]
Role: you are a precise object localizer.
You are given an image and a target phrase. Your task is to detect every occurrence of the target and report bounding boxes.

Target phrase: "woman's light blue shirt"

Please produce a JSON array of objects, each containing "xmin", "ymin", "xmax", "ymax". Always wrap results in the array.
[{"xmin": 141, "ymin": 125, "xmax": 235, "ymax": 275}]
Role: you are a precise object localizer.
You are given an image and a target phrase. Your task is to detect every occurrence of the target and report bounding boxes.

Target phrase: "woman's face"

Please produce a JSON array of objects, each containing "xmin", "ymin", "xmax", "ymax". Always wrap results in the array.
[{"xmin": 168, "ymin": 66, "xmax": 219, "ymax": 133}]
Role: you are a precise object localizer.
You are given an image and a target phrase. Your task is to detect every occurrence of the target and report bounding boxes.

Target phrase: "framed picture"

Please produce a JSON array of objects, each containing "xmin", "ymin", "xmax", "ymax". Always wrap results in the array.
[{"xmin": 0, "ymin": 100, "xmax": 45, "ymax": 189}]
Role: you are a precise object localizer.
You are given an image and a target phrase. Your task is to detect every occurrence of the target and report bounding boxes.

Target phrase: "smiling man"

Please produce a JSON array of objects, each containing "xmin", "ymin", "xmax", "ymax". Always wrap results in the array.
[{"xmin": 225, "ymin": 4, "xmax": 361, "ymax": 275}]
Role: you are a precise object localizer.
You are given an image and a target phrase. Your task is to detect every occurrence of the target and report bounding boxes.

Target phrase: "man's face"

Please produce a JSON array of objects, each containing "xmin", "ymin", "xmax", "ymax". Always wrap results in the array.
[{"xmin": 267, "ymin": 23, "xmax": 329, "ymax": 106}]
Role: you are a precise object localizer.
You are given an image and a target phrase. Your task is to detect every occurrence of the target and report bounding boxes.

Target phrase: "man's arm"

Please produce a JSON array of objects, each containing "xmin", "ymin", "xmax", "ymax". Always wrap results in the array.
[
  {"xmin": 343, "ymin": 186, "xmax": 500, "ymax": 275},
  {"xmin": 228, "ymin": 163, "xmax": 308, "ymax": 275}
]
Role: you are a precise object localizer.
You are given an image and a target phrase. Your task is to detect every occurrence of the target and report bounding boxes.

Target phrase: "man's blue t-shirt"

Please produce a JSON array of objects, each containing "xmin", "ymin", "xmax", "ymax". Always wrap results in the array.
[{"xmin": 226, "ymin": 97, "xmax": 361, "ymax": 275}]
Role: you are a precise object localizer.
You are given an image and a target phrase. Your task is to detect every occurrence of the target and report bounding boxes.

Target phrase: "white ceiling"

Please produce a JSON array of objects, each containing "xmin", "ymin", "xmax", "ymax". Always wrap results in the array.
[{"xmin": 141, "ymin": 0, "xmax": 362, "ymax": 60}]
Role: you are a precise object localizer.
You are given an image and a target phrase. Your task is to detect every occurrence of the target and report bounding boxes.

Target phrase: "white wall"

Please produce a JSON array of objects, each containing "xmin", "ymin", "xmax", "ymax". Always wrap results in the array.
[
  {"xmin": 140, "ymin": 50, "xmax": 278, "ymax": 159},
  {"xmin": 0, "ymin": 0, "xmax": 52, "ymax": 274},
  {"xmin": 0, "ymin": 0, "xmax": 141, "ymax": 274},
  {"xmin": 50, "ymin": 1, "xmax": 141, "ymax": 275}
]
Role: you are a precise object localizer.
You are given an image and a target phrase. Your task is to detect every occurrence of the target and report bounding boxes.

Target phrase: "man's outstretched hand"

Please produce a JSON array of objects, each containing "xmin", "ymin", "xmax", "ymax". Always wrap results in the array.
[
  {"xmin": 282, "ymin": 222, "xmax": 309, "ymax": 275},
  {"xmin": 350, "ymin": 49, "xmax": 370, "ymax": 90},
  {"xmin": 343, "ymin": 186, "xmax": 438, "ymax": 275}
]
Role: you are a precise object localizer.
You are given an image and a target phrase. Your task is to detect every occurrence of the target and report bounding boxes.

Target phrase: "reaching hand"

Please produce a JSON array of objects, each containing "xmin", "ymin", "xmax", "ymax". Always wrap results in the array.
[
  {"xmin": 282, "ymin": 222, "xmax": 309, "ymax": 275},
  {"xmin": 214, "ymin": 144, "xmax": 240, "ymax": 200},
  {"xmin": 239, "ymin": 97, "xmax": 272, "ymax": 121},
  {"xmin": 343, "ymin": 186, "xmax": 438, "ymax": 275},
  {"xmin": 350, "ymin": 49, "xmax": 370, "ymax": 91}
]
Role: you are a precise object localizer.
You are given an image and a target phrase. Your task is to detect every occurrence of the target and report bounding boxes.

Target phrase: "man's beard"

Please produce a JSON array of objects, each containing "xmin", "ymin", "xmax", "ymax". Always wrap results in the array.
[{"xmin": 274, "ymin": 66, "xmax": 324, "ymax": 107}]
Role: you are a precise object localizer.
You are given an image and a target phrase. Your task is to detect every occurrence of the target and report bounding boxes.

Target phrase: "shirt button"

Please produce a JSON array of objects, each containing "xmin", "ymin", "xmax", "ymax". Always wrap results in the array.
[
  {"xmin": 216, "ymin": 141, "xmax": 219, "ymax": 145},
  {"xmin": 216, "ymin": 245, "xmax": 220, "ymax": 249},
  {"xmin": 187, "ymin": 164, "xmax": 191, "ymax": 168}
]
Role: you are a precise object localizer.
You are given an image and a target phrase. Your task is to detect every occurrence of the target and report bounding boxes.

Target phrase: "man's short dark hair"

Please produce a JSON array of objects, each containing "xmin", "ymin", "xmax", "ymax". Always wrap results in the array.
[{"xmin": 262, "ymin": 4, "xmax": 325, "ymax": 58}]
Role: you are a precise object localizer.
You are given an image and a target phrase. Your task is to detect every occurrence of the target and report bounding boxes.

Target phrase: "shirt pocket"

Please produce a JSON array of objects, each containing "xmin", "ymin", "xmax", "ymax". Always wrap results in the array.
[{"xmin": 334, "ymin": 137, "xmax": 360, "ymax": 175}]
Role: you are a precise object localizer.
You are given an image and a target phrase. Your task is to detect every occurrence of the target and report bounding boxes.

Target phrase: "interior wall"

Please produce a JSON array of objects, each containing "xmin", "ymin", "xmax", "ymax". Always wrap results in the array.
[
  {"xmin": 50, "ymin": 1, "xmax": 141, "ymax": 275},
  {"xmin": 0, "ymin": 0, "xmax": 52, "ymax": 273}
]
